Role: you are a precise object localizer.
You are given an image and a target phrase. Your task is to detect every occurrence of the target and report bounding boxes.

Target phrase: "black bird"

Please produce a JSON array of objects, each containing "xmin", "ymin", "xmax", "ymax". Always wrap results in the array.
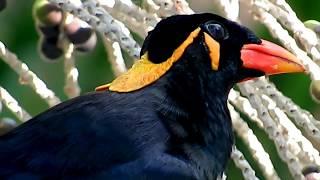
[{"xmin": 0, "ymin": 13, "xmax": 304, "ymax": 179}]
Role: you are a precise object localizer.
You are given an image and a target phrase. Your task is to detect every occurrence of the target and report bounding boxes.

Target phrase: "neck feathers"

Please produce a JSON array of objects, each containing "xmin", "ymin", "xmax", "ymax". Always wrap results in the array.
[{"xmin": 151, "ymin": 53, "xmax": 233, "ymax": 179}]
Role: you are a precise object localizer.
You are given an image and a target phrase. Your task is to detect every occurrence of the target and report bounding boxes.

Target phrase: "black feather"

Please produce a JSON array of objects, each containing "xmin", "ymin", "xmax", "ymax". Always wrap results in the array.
[{"xmin": 0, "ymin": 13, "xmax": 262, "ymax": 180}]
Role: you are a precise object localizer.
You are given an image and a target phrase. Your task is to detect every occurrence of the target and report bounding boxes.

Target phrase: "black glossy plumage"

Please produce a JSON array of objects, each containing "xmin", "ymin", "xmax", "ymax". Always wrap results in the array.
[{"xmin": 0, "ymin": 13, "xmax": 263, "ymax": 179}]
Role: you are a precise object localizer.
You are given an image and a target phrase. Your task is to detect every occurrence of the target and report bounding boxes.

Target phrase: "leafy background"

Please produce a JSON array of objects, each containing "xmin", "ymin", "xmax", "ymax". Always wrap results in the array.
[{"xmin": 0, "ymin": 0, "xmax": 319, "ymax": 179}]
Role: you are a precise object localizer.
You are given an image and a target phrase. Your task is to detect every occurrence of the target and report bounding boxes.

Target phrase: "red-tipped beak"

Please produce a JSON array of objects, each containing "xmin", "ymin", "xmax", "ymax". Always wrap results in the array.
[{"xmin": 240, "ymin": 40, "xmax": 305, "ymax": 75}]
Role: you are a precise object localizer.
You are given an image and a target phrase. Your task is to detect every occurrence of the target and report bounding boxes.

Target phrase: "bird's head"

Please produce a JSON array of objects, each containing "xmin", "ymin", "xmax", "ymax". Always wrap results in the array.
[{"xmin": 96, "ymin": 13, "xmax": 304, "ymax": 92}]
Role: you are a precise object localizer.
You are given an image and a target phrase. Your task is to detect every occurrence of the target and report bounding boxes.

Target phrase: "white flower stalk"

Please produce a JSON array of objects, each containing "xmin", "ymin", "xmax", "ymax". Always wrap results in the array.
[
  {"xmin": 0, "ymin": 87, "xmax": 31, "ymax": 122},
  {"xmin": 0, "ymin": 41, "xmax": 61, "ymax": 107},
  {"xmin": 213, "ymin": 0, "xmax": 239, "ymax": 22},
  {"xmin": 101, "ymin": 0, "xmax": 159, "ymax": 37},
  {"xmin": 231, "ymin": 146, "xmax": 260, "ymax": 180},
  {"xmin": 103, "ymin": 37, "xmax": 128, "ymax": 76},
  {"xmin": 142, "ymin": 0, "xmax": 160, "ymax": 14},
  {"xmin": 229, "ymin": 103, "xmax": 280, "ymax": 180},
  {"xmin": 239, "ymin": 83, "xmax": 304, "ymax": 179},
  {"xmin": 152, "ymin": 0, "xmax": 194, "ymax": 17},
  {"xmin": 63, "ymin": 43, "xmax": 80, "ymax": 98},
  {"xmin": 84, "ymin": 0, "xmax": 141, "ymax": 58},
  {"xmin": 252, "ymin": 78, "xmax": 320, "ymax": 144},
  {"xmin": 229, "ymin": 89, "xmax": 263, "ymax": 128},
  {"xmin": 259, "ymin": 92, "xmax": 320, "ymax": 167},
  {"xmin": 49, "ymin": 0, "xmax": 141, "ymax": 59},
  {"xmin": 268, "ymin": 0, "xmax": 294, "ymax": 16}
]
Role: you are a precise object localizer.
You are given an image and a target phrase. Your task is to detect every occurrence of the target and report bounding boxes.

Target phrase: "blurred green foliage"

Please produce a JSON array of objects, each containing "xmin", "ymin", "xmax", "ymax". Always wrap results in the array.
[{"xmin": 0, "ymin": 0, "xmax": 319, "ymax": 179}]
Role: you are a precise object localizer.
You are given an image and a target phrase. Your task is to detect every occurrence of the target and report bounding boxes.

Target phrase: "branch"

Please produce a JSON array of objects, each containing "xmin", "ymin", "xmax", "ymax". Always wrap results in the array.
[
  {"xmin": 252, "ymin": 78, "xmax": 320, "ymax": 144},
  {"xmin": 63, "ymin": 43, "xmax": 80, "ymax": 98},
  {"xmin": 229, "ymin": 103, "xmax": 280, "ymax": 180},
  {"xmin": 231, "ymin": 146, "xmax": 260, "ymax": 180},
  {"xmin": 239, "ymin": 83, "xmax": 304, "ymax": 179},
  {"xmin": 0, "ymin": 41, "xmax": 61, "ymax": 107},
  {"xmin": 102, "ymin": 0, "xmax": 159, "ymax": 37},
  {"xmin": 152, "ymin": 0, "xmax": 194, "ymax": 17},
  {"xmin": 102, "ymin": 37, "xmax": 128, "ymax": 76},
  {"xmin": 256, "ymin": 87, "xmax": 320, "ymax": 166},
  {"xmin": 0, "ymin": 86, "xmax": 31, "ymax": 122},
  {"xmin": 214, "ymin": 0, "xmax": 239, "ymax": 21},
  {"xmin": 229, "ymin": 89, "xmax": 263, "ymax": 128}
]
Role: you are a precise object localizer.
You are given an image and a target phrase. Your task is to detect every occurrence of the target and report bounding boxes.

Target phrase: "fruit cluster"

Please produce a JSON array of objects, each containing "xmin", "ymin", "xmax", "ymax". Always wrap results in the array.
[{"xmin": 33, "ymin": 0, "xmax": 97, "ymax": 61}]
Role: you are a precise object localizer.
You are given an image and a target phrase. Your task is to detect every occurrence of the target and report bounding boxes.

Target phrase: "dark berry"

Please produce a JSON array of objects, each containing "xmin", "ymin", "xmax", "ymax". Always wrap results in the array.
[
  {"xmin": 0, "ymin": 0, "xmax": 6, "ymax": 12},
  {"xmin": 303, "ymin": 165, "xmax": 320, "ymax": 180},
  {"xmin": 64, "ymin": 19, "xmax": 94, "ymax": 44},
  {"xmin": 303, "ymin": 165, "xmax": 320, "ymax": 175},
  {"xmin": 40, "ymin": 37, "xmax": 63, "ymax": 60},
  {"xmin": 75, "ymin": 32, "xmax": 97, "ymax": 52},
  {"xmin": 34, "ymin": 2, "xmax": 62, "ymax": 26},
  {"xmin": 37, "ymin": 25, "xmax": 60, "ymax": 38}
]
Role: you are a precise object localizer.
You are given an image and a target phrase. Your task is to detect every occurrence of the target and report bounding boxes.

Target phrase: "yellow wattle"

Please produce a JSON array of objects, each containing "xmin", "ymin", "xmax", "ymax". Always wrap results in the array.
[
  {"xmin": 96, "ymin": 27, "xmax": 202, "ymax": 92},
  {"xmin": 204, "ymin": 32, "xmax": 220, "ymax": 70}
]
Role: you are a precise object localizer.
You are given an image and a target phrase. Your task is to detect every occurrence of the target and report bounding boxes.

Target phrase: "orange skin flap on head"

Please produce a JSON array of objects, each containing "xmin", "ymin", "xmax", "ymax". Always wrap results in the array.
[{"xmin": 96, "ymin": 28, "xmax": 202, "ymax": 92}]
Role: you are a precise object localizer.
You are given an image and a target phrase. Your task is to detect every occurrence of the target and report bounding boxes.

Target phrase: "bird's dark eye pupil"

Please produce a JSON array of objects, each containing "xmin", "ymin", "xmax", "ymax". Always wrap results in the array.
[{"xmin": 203, "ymin": 21, "xmax": 228, "ymax": 40}]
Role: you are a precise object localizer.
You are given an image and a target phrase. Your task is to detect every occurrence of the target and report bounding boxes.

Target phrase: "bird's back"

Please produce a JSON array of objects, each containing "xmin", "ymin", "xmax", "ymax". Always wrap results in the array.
[{"xmin": 0, "ymin": 90, "xmax": 176, "ymax": 179}]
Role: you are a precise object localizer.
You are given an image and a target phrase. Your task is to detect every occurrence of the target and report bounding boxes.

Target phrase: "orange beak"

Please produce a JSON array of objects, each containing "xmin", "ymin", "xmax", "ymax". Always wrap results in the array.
[{"xmin": 240, "ymin": 40, "xmax": 305, "ymax": 75}]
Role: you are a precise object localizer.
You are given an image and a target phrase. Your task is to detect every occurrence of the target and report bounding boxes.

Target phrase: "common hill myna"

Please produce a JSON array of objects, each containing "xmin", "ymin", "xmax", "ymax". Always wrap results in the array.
[{"xmin": 0, "ymin": 13, "xmax": 304, "ymax": 179}]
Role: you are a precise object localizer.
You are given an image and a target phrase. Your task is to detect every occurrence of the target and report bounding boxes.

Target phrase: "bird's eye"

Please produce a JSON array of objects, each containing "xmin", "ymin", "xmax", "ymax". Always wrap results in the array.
[{"xmin": 202, "ymin": 21, "xmax": 229, "ymax": 41}]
